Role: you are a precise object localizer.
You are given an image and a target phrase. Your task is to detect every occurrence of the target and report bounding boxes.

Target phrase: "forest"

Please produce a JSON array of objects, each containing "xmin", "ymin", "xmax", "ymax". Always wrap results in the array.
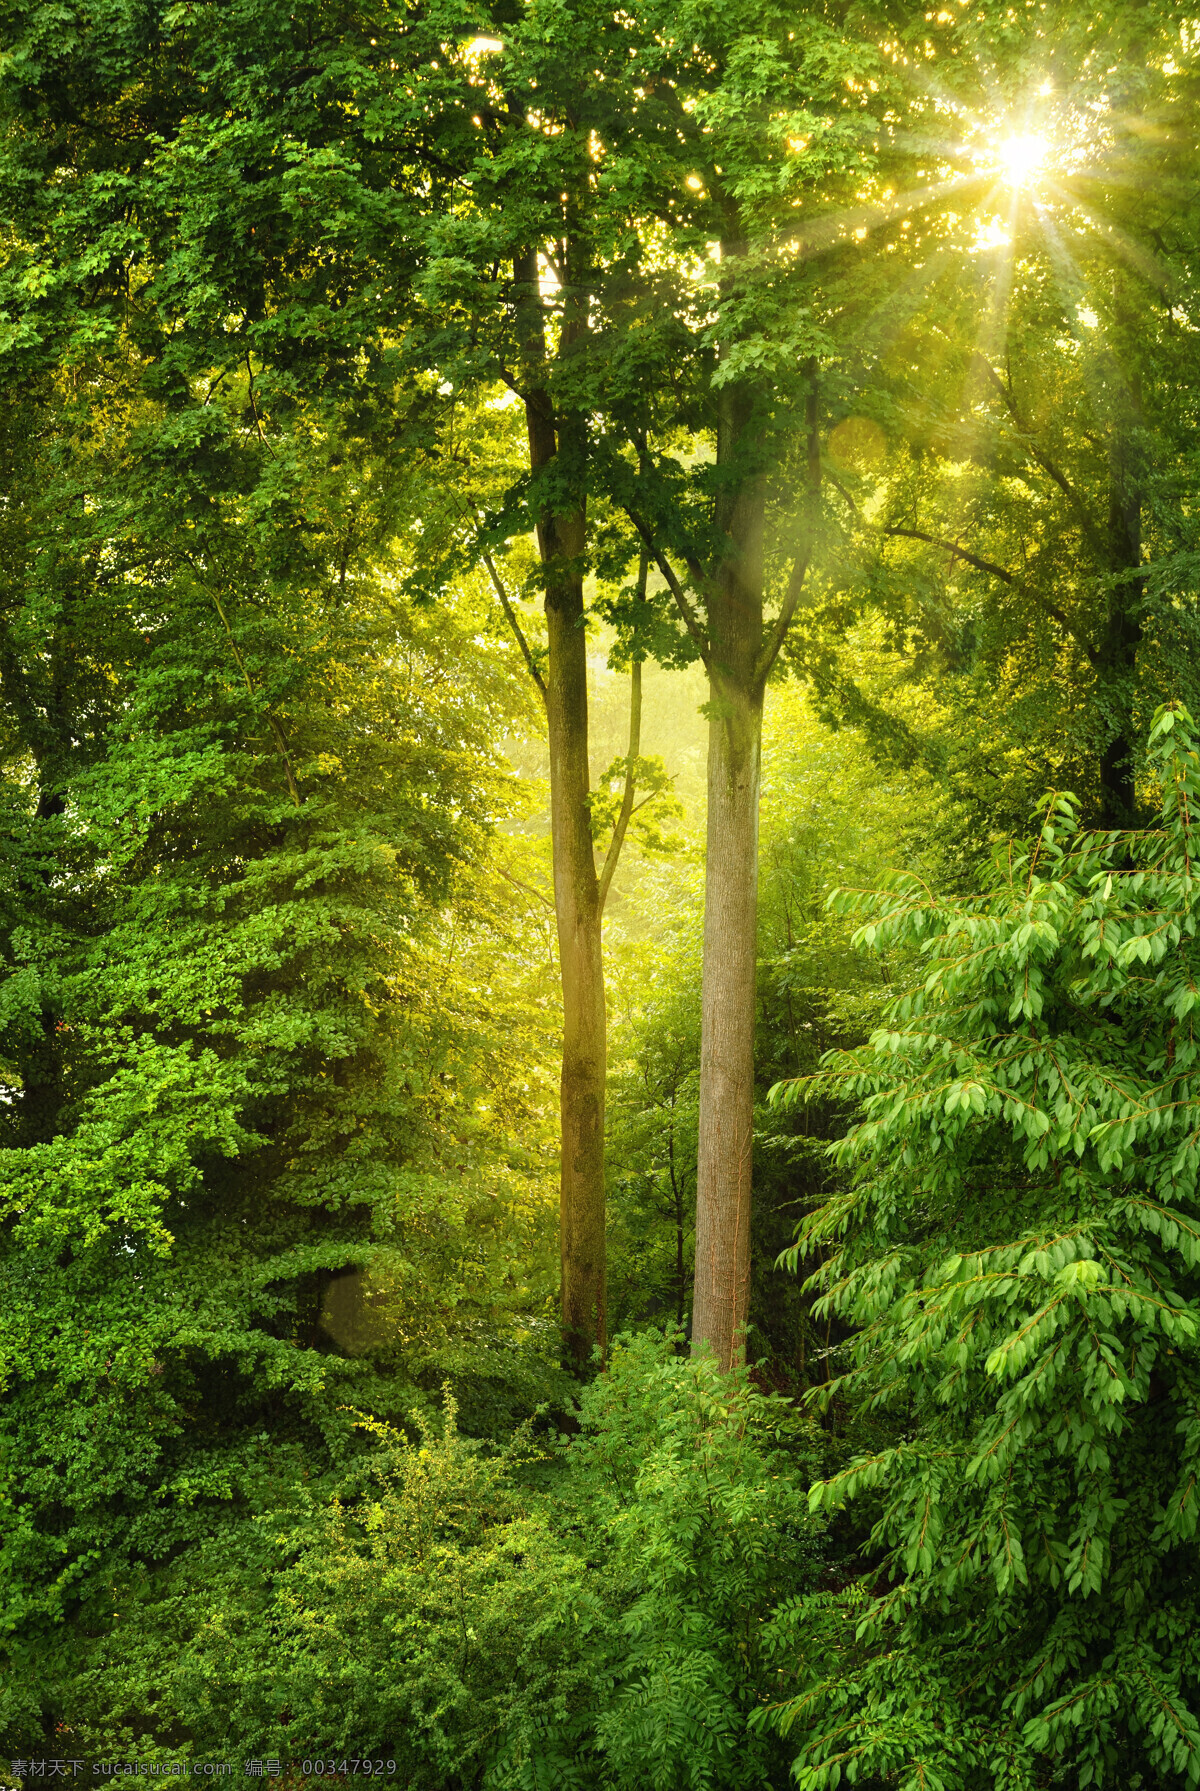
[{"xmin": 1, "ymin": 0, "xmax": 1199, "ymax": 1782}]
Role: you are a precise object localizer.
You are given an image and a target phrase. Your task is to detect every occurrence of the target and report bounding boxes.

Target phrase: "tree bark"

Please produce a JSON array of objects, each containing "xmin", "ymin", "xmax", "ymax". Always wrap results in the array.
[
  {"xmin": 544, "ymin": 542, "xmax": 607, "ymax": 1368},
  {"xmin": 1099, "ymin": 427, "xmax": 1144, "ymax": 830},
  {"xmin": 668, "ymin": 1101, "xmax": 686, "ymax": 1331},
  {"xmin": 691, "ymin": 371, "xmax": 766, "ymax": 1372},
  {"xmin": 515, "ymin": 246, "xmax": 607, "ymax": 1369},
  {"xmin": 692, "ymin": 668, "xmax": 762, "ymax": 1369}
]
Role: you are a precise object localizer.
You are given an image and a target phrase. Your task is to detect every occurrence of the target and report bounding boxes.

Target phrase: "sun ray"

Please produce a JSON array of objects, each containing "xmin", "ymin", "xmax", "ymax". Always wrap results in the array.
[
  {"xmin": 996, "ymin": 133, "xmax": 1050, "ymax": 187},
  {"xmin": 1040, "ymin": 182, "xmax": 1178, "ymax": 292},
  {"xmin": 773, "ymin": 172, "xmax": 992, "ymax": 263}
]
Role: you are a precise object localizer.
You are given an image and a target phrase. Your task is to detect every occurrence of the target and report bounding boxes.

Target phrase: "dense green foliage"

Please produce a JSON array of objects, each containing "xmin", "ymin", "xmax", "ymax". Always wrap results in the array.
[
  {"xmin": 0, "ymin": 364, "xmax": 566, "ymax": 1748},
  {"xmin": 1, "ymin": 0, "xmax": 1198, "ymax": 1779},
  {"xmin": 165, "ymin": 1335, "xmax": 824, "ymax": 1787},
  {"xmin": 774, "ymin": 707, "xmax": 1200, "ymax": 1790}
]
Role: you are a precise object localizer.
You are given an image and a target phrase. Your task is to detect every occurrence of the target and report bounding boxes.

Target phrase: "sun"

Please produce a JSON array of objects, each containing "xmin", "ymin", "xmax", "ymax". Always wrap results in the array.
[{"xmin": 996, "ymin": 133, "xmax": 1050, "ymax": 188}]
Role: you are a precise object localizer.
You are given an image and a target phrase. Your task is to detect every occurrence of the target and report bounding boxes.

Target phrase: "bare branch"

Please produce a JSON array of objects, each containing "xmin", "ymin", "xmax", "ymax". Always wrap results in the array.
[
  {"xmin": 756, "ymin": 363, "xmax": 821, "ymax": 688},
  {"xmin": 598, "ymin": 656, "xmax": 642, "ymax": 914},
  {"xmin": 497, "ymin": 865, "xmax": 554, "ymax": 910},
  {"xmin": 623, "ymin": 504, "xmax": 711, "ymax": 668},
  {"xmin": 480, "ymin": 545, "xmax": 548, "ymax": 706},
  {"xmin": 212, "ymin": 590, "xmax": 301, "ymax": 808},
  {"xmin": 885, "ymin": 525, "xmax": 1101, "ymax": 666},
  {"xmin": 975, "ymin": 356, "xmax": 1108, "ymax": 563}
]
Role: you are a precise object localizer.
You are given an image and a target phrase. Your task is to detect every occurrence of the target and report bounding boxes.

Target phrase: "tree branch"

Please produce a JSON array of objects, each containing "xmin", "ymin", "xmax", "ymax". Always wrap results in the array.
[
  {"xmin": 827, "ymin": 469, "xmax": 864, "ymax": 523},
  {"xmin": 480, "ymin": 545, "xmax": 548, "ymax": 706},
  {"xmin": 244, "ymin": 353, "xmax": 276, "ymax": 458},
  {"xmin": 884, "ymin": 525, "xmax": 1101, "ymax": 666},
  {"xmin": 975, "ymin": 356, "xmax": 1108, "ymax": 563},
  {"xmin": 598, "ymin": 548, "xmax": 650, "ymax": 912},
  {"xmin": 755, "ymin": 362, "xmax": 821, "ymax": 688},
  {"xmin": 598, "ymin": 647, "xmax": 643, "ymax": 915},
  {"xmin": 211, "ymin": 590, "xmax": 301, "ymax": 808},
  {"xmin": 202, "ymin": 366, "xmax": 233, "ymax": 408},
  {"xmin": 623, "ymin": 504, "xmax": 711, "ymax": 669},
  {"xmin": 497, "ymin": 865, "xmax": 554, "ymax": 910},
  {"xmin": 884, "ymin": 526, "xmax": 1017, "ymax": 584}
]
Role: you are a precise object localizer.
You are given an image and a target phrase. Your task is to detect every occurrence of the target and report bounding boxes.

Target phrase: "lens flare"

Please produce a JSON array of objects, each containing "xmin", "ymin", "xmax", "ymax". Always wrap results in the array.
[{"xmin": 997, "ymin": 133, "xmax": 1049, "ymax": 187}]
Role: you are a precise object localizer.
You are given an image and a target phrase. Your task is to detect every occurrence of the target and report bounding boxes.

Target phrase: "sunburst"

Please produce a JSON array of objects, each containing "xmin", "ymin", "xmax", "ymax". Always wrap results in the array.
[{"xmin": 994, "ymin": 132, "xmax": 1051, "ymax": 188}]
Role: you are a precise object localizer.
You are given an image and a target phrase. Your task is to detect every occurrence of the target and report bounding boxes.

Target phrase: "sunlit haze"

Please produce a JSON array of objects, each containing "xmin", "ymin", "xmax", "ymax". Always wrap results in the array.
[{"xmin": 996, "ymin": 132, "xmax": 1050, "ymax": 187}]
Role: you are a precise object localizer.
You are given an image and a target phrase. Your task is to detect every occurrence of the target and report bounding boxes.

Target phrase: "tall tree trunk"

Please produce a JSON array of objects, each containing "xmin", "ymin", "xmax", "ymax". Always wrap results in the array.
[
  {"xmin": 544, "ymin": 533, "xmax": 607, "ymax": 1368},
  {"xmin": 1099, "ymin": 427, "xmax": 1144, "ymax": 829},
  {"xmin": 515, "ymin": 247, "xmax": 607, "ymax": 1369},
  {"xmin": 691, "ymin": 373, "xmax": 766, "ymax": 1372},
  {"xmin": 668, "ymin": 1098, "xmax": 687, "ymax": 1332}
]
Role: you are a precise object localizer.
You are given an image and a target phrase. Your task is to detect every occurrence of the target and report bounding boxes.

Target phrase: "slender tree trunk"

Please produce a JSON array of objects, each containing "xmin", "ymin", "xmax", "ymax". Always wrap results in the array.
[
  {"xmin": 1099, "ymin": 428, "xmax": 1144, "ymax": 829},
  {"xmin": 544, "ymin": 544, "xmax": 607, "ymax": 1368},
  {"xmin": 19, "ymin": 782, "xmax": 66, "ymax": 1145},
  {"xmin": 515, "ymin": 246, "xmax": 606, "ymax": 1369},
  {"xmin": 691, "ymin": 667, "xmax": 762, "ymax": 1368},
  {"xmin": 667, "ymin": 1097, "xmax": 686, "ymax": 1331},
  {"xmin": 691, "ymin": 370, "xmax": 766, "ymax": 1371},
  {"xmin": 629, "ymin": 270, "xmax": 817, "ymax": 1371}
]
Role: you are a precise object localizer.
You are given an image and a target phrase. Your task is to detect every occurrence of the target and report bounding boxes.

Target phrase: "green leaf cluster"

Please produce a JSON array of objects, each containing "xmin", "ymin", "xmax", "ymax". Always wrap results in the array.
[
  {"xmin": 768, "ymin": 704, "xmax": 1200, "ymax": 1789},
  {"xmin": 160, "ymin": 1332, "xmax": 825, "ymax": 1789},
  {"xmin": 0, "ymin": 330, "xmax": 564, "ymax": 1751}
]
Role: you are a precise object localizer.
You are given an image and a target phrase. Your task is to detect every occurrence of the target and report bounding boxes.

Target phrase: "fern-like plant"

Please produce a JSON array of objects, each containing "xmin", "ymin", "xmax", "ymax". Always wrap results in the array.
[{"xmin": 766, "ymin": 704, "xmax": 1200, "ymax": 1791}]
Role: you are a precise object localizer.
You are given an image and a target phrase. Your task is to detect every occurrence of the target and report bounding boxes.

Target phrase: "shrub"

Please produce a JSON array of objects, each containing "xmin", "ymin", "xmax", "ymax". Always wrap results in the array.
[
  {"xmin": 768, "ymin": 705, "xmax": 1200, "ymax": 1790},
  {"xmin": 183, "ymin": 1333, "xmax": 824, "ymax": 1789}
]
